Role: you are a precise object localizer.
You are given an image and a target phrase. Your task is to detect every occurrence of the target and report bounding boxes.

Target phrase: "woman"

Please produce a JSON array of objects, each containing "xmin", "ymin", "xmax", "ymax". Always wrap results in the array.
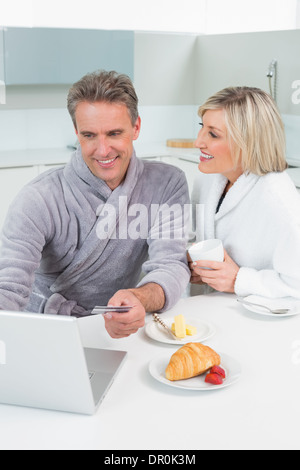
[{"xmin": 190, "ymin": 86, "xmax": 300, "ymax": 299}]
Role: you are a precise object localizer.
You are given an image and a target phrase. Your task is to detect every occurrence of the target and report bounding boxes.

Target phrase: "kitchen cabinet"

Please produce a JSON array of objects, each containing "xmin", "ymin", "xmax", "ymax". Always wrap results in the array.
[
  {"xmin": 4, "ymin": 28, "xmax": 134, "ymax": 85},
  {"xmin": 148, "ymin": 155, "xmax": 198, "ymax": 195},
  {"xmin": 171, "ymin": 157, "xmax": 198, "ymax": 194},
  {"xmin": 0, "ymin": 166, "xmax": 39, "ymax": 231},
  {"xmin": 36, "ymin": 163, "xmax": 65, "ymax": 177},
  {"xmin": 286, "ymin": 168, "xmax": 300, "ymax": 195},
  {"xmin": 0, "ymin": 158, "xmax": 76, "ymax": 233},
  {"xmin": 0, "ymin": 28, "xmax": 4, "ymax": 98},
  {"xmin": 0, "ymin": 163, "xmax": 69, "ymax": 232},
  {"xmin": 159, "ymin": 156, "xmax": 197, "ymax": 234},
  {"xmin": 0, "ymin": 155, "xmax": 198, "ymax": 234},
  {"xmin": 0, "ymin": 29, "xmax": 4, "ymax": 79}
]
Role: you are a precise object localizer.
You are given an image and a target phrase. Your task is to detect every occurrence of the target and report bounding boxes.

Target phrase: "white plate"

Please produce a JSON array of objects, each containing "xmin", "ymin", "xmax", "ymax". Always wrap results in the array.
[
  {"xmin": 145, "ymin": 316, "xmax": 216, "ymax": 345},
  {"xmin": 149, "ymin": 352, "xmax": 241, "ymax": 391}
]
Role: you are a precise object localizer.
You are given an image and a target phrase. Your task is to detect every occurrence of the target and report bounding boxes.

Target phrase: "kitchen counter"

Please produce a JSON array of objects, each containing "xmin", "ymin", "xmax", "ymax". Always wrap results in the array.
[
  {"xmin": 0, "ymin": 143, "xmax": 200, "ymax": 169},
  {"xmin": 0, "ymin": 144, "xmax": 200, "ymax": 231},
  {"xmin": 0, "ymin": 145, "xmax": 299, "ymax": 193},
  {"xmin": 0, "ymin": 147, "xmax": 74, "ymax": 168},
  {"xmin": 134, "ymin": 141, "xmax": 200, "ymax": 162},
  {"xmin": 0, "ymin": 292, "xmax": 299, "ymax": 450},
  {"xmin": 1, "ymin": 143, "xmax": 299, "ymax": 177},
  {"xmin": 287, "ymin": 167, "xmax": 300, "ymax": 188}
]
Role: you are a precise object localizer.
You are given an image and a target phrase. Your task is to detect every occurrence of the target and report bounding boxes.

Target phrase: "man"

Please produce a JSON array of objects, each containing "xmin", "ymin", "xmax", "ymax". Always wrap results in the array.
[{"xmin": 0, "ymin": 70, "xmax": 190, "ymax": 338}]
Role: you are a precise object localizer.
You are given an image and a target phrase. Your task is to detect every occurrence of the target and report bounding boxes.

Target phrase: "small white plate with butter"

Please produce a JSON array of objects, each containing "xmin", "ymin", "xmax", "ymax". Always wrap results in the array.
[
  {"xmin": 149, "ymin": 353, "xmax": 242, "ymax": 391},
  {"xmin": 145, "ymin": 316, "xmax": 216, "ymax": 345}
]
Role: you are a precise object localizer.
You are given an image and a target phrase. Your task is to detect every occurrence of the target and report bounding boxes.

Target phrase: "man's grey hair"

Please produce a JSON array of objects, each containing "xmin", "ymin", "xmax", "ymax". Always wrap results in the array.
[{"xmin": 67, "ymin": 70, "xmax": 139, "ymax": 128}]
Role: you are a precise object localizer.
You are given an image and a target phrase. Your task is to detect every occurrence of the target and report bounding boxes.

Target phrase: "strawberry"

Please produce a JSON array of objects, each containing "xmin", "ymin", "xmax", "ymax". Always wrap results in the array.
[
  {"xmin": 210, "ymin": 365, "xmax": 226, "ymax": 379},
  {"xmin": 205, "ymin": 373, "xmax": 223, "ymax": 385}
]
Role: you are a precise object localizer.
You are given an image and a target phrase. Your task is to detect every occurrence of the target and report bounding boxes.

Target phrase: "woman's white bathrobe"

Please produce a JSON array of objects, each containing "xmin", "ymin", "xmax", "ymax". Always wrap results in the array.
[{"xmin": 192, "ymin": 170, "xmax": 300, "ymax": 299}]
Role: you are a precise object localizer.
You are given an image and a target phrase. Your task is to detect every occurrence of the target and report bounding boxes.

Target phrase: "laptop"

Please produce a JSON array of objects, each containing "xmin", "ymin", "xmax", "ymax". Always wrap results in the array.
[{"xmin": 0, "ymin": 311, "xmax": 127, "ymax": 415}]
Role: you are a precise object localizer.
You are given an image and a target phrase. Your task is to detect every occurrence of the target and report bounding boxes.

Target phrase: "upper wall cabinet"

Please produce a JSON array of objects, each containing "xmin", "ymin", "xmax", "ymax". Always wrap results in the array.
[
  {"xmin": 3, "ymin": 28, "xmax": 134, "ymax": 85},
  {"xmin": 0, "ymin": 29, "xmax": 4, "ymax": 83}
]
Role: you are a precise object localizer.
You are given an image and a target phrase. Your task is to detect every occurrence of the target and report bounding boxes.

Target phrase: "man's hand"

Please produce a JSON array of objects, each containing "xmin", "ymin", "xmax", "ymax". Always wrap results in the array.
[
  {"xmin": 189, "ymin": 249, "xmax": 240, "ymax": 293},
  {"xmin": 103, "ymin": 289, "xmax": 146, "ymax": 339},
  {"xmin": 104, "ymin": 283, "xmax": 165, "ymax": 339}
]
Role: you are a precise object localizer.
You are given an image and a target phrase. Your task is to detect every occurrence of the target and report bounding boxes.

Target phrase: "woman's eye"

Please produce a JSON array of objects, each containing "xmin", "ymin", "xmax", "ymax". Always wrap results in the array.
[
  {"xmin": 199, "ymin": 122, "xmax": 218, "ymax": 138},
  {"xmin": 209, "ymin": 131, "xmax": 218, "ymax": 139}
]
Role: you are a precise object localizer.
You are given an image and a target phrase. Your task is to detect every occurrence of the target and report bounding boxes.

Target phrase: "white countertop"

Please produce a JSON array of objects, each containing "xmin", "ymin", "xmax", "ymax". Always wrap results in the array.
[
  {"xmin": 0, "ymin": 143, "xmax": 200, "ymax": 169},
  {"xmin": 1, "ymin": 145, "xmax": 300, "ymax": 193},
  {"xmin": 0, "ymin": 147, "xmax": 74, "ymax": 168},
  {"xmin": 0, "ymin": 292, "xmax": 299, "ymax": 450},
  {"xmin": 287, "ymin": 167, "xmax": 300, "ymax": 188}
]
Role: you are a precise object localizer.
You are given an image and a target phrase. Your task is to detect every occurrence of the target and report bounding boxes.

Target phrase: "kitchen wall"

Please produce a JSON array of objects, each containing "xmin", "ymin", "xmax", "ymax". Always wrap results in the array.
[
  {"xmin": 195, "ymin": 29, "xmax": 300, "ymax": 162},
  {"xmin": 0, "ymin": 31, "xmax": 200, "ymax": 152},
  {"xmin": 196, "ymin": 29, "xmax": 300, "ymax": 115},
  {"xmin": 134, "ymin": 32, "xmax": 199, "ymax": 144},
  {"xmin": 0, "ymin": 107, "xmax": 75, "ymax": 151},
  {"xmin": 134, "ymin": 32, "xmax": 197, "ymax": 106},
  {"xmin": 1, "ymin": 29, "xmax": 300, "ymax": 158}
]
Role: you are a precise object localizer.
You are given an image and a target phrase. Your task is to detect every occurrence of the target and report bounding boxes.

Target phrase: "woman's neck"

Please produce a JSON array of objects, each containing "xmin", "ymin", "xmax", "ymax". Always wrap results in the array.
[
  {"xmin": 223, "ymin": 168, "xmax": 243, "ymax": 193},
  {"xmin": 224, "ymin": 180, "xmax": 233, "ymax": 193}
]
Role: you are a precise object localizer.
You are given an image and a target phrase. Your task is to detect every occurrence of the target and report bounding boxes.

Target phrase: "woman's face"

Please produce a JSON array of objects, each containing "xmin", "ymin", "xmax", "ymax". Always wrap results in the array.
[{"xmin": 194, "ymin": 109, "xmax": 243, "ymax": 182}]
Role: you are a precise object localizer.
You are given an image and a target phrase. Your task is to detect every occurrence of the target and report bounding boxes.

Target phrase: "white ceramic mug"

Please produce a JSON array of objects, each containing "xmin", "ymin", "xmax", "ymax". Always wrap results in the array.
[{"xmin": 188, "ymin": 239, "xmax": 224, "ymax": 263}]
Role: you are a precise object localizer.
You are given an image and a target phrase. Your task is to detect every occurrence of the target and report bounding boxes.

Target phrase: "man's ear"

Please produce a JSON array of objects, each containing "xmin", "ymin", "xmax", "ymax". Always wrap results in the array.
[{"xmin": 133, "ymin": 116, "xmax": 141, "ymax": 141}]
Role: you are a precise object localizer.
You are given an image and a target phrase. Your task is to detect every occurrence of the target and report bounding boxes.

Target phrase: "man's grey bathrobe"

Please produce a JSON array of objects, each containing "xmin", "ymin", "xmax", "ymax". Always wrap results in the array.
[{"xmin": 0, "ymin": 148, "xmax": 190, "ymax": 315}]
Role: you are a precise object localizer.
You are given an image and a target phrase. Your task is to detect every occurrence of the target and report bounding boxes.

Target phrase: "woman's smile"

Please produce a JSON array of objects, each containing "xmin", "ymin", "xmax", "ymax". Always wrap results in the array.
[{"xmin": 199, "ymin": 150, "xmax": 214, "ymax": 162}]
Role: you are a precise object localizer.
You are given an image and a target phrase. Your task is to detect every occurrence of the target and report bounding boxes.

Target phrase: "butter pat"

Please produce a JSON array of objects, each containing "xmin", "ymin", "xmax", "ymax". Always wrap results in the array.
[
  {"xmin": 172, "ymin": 323, "xmax": 197, "ymax": 336},
  {"xmin": 186, "ymin": 325, "xmax": 197, "ymax": 336},
  {"xmin": 174, "ymin": 314, "xmax": 186, "ymax": 339}
]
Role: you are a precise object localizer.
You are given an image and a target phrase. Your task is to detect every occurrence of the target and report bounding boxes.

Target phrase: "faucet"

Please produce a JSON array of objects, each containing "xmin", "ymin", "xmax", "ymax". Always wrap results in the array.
[
  {"xmin": 267, "ymin": 59, "xmax": 278, "ymax": 102},
  {"xmin": 267, "ymin": 59, "xmax": 277, "ymax": 78}
]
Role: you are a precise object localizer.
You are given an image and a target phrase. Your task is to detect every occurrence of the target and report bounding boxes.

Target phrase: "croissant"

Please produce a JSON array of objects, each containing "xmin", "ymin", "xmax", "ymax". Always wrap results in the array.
[{"xmin": 165, "ymin": 342, "xmax": 221, "ymax": 381}]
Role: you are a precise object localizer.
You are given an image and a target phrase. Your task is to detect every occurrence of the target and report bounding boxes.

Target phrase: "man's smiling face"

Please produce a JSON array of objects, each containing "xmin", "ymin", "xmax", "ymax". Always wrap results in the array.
[{"xmin": 75, "ymin": 101, "xmax": 141, "ymax": 190}]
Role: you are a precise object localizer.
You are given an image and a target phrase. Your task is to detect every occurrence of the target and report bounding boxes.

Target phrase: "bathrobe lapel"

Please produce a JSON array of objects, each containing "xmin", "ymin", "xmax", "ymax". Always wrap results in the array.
[
  {"xmin": 202, "ymin": 174, "xmax": 227, "ymax": 239},
  {"xmin": 215, "ymin": 173, "xmax": 260, "ymax": 221},
  {"xmin": 50, "ymin": 147, "xmax": 144, "ymax": 294},
  {"xmin": 201, "ymin": 173, "xmax": 260, "ymax": 240}
]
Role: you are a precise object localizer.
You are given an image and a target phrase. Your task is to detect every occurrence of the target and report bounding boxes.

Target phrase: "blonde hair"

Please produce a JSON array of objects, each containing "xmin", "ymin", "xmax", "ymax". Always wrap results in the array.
[{"xmin": 198, "ymin": 87, "xmax": 287, "ymax": 175}]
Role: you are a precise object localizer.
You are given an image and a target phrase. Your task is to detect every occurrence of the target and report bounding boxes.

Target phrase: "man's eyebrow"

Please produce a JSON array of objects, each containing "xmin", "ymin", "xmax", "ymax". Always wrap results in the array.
[
  {"xmin": 79, "ymin": 128, "xmax": 125, "ymax": 136},
  {"xmin": 107, "ymin": 128, "xmax": 124, "ymax": 134}
]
